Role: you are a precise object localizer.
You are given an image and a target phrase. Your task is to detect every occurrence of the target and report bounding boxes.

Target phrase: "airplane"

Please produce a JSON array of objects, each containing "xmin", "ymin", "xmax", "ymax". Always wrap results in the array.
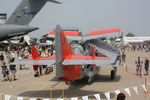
[
  {"xmin": 0, "ymin": 0, "xmax": 61, "ymax": 41},
  {"xmin": 12, "ymin": 25, "xmax": 121, "ymax": 84}
]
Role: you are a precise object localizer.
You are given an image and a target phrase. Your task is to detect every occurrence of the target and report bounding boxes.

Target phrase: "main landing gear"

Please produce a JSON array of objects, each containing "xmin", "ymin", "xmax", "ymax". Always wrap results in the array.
[{"xmin": 110, "ymin": 67, "xmax": 117, "ymax": 80}]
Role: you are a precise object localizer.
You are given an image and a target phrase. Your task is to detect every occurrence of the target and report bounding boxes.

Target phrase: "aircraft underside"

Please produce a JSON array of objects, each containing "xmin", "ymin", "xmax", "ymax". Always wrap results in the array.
[{"xmin": 63, "ymin": 65, "xmax": 117, "ymax": 84}]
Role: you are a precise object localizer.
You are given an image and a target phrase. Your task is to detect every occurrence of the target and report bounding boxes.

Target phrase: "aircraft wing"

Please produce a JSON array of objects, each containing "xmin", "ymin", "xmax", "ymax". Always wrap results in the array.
[
  {"xmin": 48, "ymin": 34, "xmax": 114, "ymax": 41},
  {"xmin": 48, "ymin": 0, "xmax": 62, "ymax": 4},
  {"xmin": 11, "ymin": 56, "xmax": 56, "ymax": 66},
  {"xmin": 48, "ymin": 34, "xmax": 82, "ymax": 41},
  {"xmin": 82, "ymin": 28, "xmax": 121, "ymax": 41},
  {"xmin": 48, "ymin": 28, "xmax": 121, "ymax": 42},
  {"xmin": 62, "ymin": 55, "xmax": 116, "ymax": 66}
]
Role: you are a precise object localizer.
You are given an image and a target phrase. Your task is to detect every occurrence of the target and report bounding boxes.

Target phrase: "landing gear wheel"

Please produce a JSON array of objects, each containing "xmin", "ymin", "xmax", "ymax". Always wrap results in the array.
[
  {"xmin": 65, "ymin": 80, "xmax": 71, "ymax": 85},
  {"xmin": 88, "ymin": 78, "xmax": 92, "ymax": 85},
  {"xmin": 110, "ymin": 70, "xmax": 115, "ymax": 80}
]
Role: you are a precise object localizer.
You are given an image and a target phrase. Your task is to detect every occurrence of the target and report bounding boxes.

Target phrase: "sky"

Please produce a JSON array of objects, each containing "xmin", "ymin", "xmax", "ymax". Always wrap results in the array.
[{"xmin": 0, "ymin": 0, "xmax": 150, "ymax": 38}]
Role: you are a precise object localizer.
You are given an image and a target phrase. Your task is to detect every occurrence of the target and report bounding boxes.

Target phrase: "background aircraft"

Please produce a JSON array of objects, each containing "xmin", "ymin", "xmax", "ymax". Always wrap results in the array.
[
  {"xmin": 13, "ymin": 25, "xmax": 121, "ymax": 84},
  {"xmin": 0, "ymin": 0, "xmax": 61, "ymax": 41}
]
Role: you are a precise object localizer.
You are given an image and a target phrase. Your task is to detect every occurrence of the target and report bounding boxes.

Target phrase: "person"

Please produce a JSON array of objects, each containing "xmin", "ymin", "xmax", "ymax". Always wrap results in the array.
[
  {"xmin": 117, "ymin": 93, "xmax": 126, "ymax": 100},
  {"xmin": 135, "ymin": 56, "xmax": 143, "ymax": 75},
  {"xmin": 95, "ymin": 49, "xmax": 99, "ymax": 56},
  {"xmin": 0, "ymin": 53, "xmax": 4, "ymax": 64},
  {"xmin": 10, "ymin": 51, "xmax": 16, "ymax": 61},
  {"xmin": 33, "ymin": 65, "xmax": 39, "ymax": 77},
  {"xmin": 9, "ymin": 58, "xmax": 17, "ymax": 81},
  {"xmin": 1, "ymin": 62, "xmax": 9, "ymax": 82},
  {"xmin": 121, "ymin": 52, "xmax": 126, "ymax": 66},
  {"xmin": 39, "ymin": 65, "xmax": 43, "ymax": 75},
  {"xmin": 117, "ymin": 51, "xmax": 121, "ymax": 65},
  {"xmin": 18, "ymin": 54, "xmax": 24, "ymax": 70},
  {"xmin": 144, "ymin": 58, "xmax": 149, "ymax": 75}
]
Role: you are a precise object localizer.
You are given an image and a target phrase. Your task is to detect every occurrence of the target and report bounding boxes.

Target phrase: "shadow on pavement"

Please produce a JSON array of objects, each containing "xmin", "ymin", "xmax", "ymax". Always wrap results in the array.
[{"xmin": 19, "ymin": 78, "xmax": 116, "ymax": 99}]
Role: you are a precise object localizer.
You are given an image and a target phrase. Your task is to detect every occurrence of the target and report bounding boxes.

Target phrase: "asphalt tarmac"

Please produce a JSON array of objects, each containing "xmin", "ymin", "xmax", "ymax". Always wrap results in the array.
[{"xmin": 0, "ymin": 50, "xmax": 150, "ymax": 100}]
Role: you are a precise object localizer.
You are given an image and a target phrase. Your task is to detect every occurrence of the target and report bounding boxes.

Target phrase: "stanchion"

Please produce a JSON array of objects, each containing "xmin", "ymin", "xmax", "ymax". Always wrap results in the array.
[
  {"xmin": 125, "ymin": 64, "xmax": 128, "ymax": 72},
  {"xmin": 62, "ymin": 86, "xmax": 64, "ymax": 99},
  {"xmin": 143, "ymin": 77, "xmax": 150, "ymax": 100},
  {"xmin": 50, "ymin": 86, "xmax": 53, "ymax": 100},
  {"xmin": 2, "ymin": 94, "xmax": 4, "ymax": 100},
  {"xmin": 140, "ymin": 68, "xmax": 142, "ymax": 79},
  {"xmin": 145, "ymin": 77, "xmax": 147, "ymax": 88}
]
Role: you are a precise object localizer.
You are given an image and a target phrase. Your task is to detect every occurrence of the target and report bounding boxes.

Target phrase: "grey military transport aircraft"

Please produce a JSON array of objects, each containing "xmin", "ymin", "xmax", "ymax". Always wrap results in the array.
[{"xmin": 0, "ymin": 0, "xmax": 61, "ymax": 41}]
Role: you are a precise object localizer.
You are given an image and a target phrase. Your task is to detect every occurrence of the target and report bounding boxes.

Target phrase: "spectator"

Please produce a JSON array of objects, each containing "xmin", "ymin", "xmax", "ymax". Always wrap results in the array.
[
  {"xmin": 135, "ymin": 56, "xmax": 143, "ymax": 75},
  {"xmin": 1, "ymin": 62, "xmax": 9, "ymax": 82},
  {"xmin": 117, "ymin": 93, "xmax": 126, "ymax": 100},
  {"xmin": 144, "ymin": 58, "xmax": 149, "ymax": 75},
  {"xmin": 39, "ymin": 65, "xmax": 43, "ymax": 75},
  {"xmin": 18, "ymin": 54, "xmax": 24, "ymax": 70},
  {"xmin": 33, "ymin": 65, "xmax": 39, "ymax": 77},
  {"xmin": 9, "ymin": 58, "xmax": 17, "ymax": 81},
  {"xmin": 11, "ymin": 51, "xmax": 16, "ymax": 62},
  {"xmin": 0, "ymin": 53, "xmax": 4, "ymax": 64},
  {"xmin": 121, "ymin": 52, "xmax": 126, "ymax": 66}
]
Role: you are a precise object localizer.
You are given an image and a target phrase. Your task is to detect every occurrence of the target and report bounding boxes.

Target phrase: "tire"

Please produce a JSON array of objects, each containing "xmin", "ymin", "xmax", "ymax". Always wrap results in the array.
[{"xmin": 110, "ymin": 70, "xmax": 115, "ymax": 80}]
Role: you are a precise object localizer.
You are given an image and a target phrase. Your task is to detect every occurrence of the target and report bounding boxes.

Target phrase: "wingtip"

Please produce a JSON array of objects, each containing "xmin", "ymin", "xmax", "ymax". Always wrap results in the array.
[{"xmin": 48, "ymin": 0, "xmax": 62, "ymax": 4}]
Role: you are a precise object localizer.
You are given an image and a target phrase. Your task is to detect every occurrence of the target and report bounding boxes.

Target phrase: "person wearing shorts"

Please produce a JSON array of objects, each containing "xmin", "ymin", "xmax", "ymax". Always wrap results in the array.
[
  {"xmin": 135, "ymin": 56, "xmax": 143, "ymax": 75},
  {"xmin": 144, "ymin": 58, "xmax": 149, "ymax": 75}
]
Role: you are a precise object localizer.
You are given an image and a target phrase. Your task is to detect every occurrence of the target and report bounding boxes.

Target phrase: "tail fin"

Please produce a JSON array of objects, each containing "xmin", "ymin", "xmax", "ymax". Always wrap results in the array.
[
  {"xmin": 6, "ymin": 0, "xmax": 48, "ymax": 25},
  {"xmin": 32, "ymin": 45, "xmax": 40, "ymax": 59},
  {"xmin": 55, "ymin": 25, "xmax": 74, "ymax": 78},
  {"xmin": 55, "ymin": 25, "xmax": 74, "ymax": 60}
]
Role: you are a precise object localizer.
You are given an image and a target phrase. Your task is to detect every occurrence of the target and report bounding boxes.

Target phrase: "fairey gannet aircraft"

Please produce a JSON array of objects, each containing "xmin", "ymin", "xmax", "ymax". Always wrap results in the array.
[
  {"xmin": 0, "ymin": 0, "xmax": 61, "ymax": 41},
  {"xmin": 13, "ymin": 25, "xmax": 121, "ymax": 84}
]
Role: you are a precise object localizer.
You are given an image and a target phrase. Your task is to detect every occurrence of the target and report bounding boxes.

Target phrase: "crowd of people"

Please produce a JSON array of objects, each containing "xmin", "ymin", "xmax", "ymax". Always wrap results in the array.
[
  {"xmin": 119, "ymin": 44, "xmax": 149, "ymax": 76},
  {"xmin": 119, "ymin": 44, "xmax": 150, "ymax": 52},
  {"xmin": 0, "ymin": 44, "xmax": 54, "ymax": 82},
  {"xmin": 0, "ymin": 51, "xmax": 16, "ymax": 82}
]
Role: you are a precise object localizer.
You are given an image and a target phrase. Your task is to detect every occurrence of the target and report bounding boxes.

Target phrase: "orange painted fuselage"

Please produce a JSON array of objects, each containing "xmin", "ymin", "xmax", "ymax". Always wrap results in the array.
[{"xmin": 64, "ymin": 65, "xmax": 81, "ymax": 83}]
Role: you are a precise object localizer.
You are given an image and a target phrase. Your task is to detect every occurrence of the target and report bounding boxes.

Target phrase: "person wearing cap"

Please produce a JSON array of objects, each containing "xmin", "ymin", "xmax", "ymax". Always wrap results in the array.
[{"xmin": 117, "ymin": 93, "xmax": 126, "ymax": 100}]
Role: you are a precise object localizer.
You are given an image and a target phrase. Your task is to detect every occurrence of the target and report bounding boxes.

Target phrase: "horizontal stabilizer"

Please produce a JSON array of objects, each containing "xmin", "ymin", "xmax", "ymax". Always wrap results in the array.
[
  {"xmin": 63, "ymin": 59, "xmax": 114, "ymax": 66},
  {"xmin": 62, "ymin": 55, "xmax": 113, "ymax": 66},
  {"xmin": 11, "ymin": 56, "xmax": 55, "ymax": 65}
]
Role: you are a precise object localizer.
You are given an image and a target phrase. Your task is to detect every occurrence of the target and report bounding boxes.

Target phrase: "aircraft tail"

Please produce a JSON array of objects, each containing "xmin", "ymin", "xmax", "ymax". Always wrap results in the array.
[
  {"xmin": 55, "ymin": 25, "xmax": 74, "ymax": 78},
  {"xmin": 6, "ymin": 0, "xmax": 48, "ymax": 25}
]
